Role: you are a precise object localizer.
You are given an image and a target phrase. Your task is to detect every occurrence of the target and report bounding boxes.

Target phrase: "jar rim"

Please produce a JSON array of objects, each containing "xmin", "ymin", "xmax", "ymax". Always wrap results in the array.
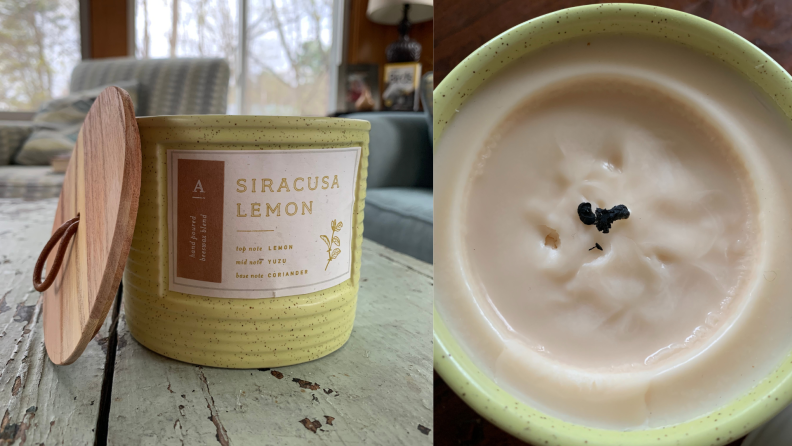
[{"xmin": 136, "ymin": 114, "xmax": 371, "ymax": 131}]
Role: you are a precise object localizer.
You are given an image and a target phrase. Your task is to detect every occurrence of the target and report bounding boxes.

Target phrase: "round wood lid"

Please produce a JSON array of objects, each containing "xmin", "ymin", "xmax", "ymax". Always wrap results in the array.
[{"xmin": 42, "ymin": 86, "xmax": 141, "ymax": 365}]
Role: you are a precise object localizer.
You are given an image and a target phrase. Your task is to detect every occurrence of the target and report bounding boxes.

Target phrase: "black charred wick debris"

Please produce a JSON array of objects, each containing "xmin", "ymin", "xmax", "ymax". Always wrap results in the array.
[
  {"xmin": 588, "ymin": 243, "xmax": 603, "ymax": 251},
  {"xmin": 577, "ymin": 202, "xmax": 630, "ymax": 234}
]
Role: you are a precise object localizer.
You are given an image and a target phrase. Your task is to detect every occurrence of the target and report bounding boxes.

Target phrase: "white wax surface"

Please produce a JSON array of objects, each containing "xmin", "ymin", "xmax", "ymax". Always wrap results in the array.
[
  {"xmin": 435, "ymin": 35, "xmax": 792, "ymax": 429},
  {"xmin": 467, "ymin": 78, "xmax": 758, "ymax": 370}
]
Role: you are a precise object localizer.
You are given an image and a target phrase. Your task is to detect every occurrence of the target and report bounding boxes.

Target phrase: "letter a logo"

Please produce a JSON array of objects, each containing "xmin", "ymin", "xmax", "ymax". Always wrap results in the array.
[{"xmin": 193, "ymin": 180, "xmax": 205, "ymax": 193}]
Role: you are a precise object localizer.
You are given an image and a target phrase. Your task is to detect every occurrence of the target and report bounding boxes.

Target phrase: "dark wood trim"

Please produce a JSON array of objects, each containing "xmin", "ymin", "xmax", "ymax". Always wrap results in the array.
[
  {"xmin": 80, "ymin": 0, "xmax": 92, "ymax": 59},
  {"xmin": 87, "ymin": 0, "xmax": 130, "ymax": 59}
]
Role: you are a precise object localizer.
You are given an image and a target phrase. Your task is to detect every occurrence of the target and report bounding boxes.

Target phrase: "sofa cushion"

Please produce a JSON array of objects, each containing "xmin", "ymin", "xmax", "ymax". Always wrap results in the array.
[
  {"xmin": 0, "ymin": 122, "xmax": 34, "ymax": 165},
  {"xmin": 69, "ymin": 58, "xmax": 229, "ymax": 116},
  {"xmin": 0, "ymin": 166, "xmax": 64, "ymax": 199},
  {"xmin": 364, "ymin": 188, "xmax": 433, "ymax": 263},
  {"xmin": 344, "ymin": 112, "xmax": 432, "ymax": 189},
  {"xmin": 14, "ymin": 81, "xmax": 139, "ymax": 165}
]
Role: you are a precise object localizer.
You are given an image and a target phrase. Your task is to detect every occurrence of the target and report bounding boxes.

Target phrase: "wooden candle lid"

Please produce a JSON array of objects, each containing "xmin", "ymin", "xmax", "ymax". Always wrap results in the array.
[{"xmin": 42, "ymin": 86, "xmax": 141, "ymax": 365}]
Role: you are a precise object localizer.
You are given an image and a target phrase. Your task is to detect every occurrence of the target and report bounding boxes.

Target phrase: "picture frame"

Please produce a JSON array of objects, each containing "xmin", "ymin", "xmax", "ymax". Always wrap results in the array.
[
  {"xmin": 337, "ymin": 64, "xmax": 380, "ymax": 113},
  {"xmin": 382, "ymin": 62, "xmax": 422, "ymax": 111}
]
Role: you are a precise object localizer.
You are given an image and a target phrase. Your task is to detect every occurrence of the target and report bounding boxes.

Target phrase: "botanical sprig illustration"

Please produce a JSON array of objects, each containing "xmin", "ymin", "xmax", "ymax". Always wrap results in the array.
[{"xmin": 320, "ymin": 219, "xmax": 343, "ymax": 271}]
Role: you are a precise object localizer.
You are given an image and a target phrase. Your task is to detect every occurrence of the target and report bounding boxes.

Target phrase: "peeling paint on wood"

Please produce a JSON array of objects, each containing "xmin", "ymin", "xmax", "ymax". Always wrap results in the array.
[
  {"xmin": 292, "ymin": 378, "xmax": 321, "ymax": 391},
  {"xmin": 107, "ymin": 240, "xmax": 433, "ymax": 445},
  {"xmin": 197, "ymin": 367, "xmax": 230, "ymax": 446},
  {"xmin": 299, "ymin": 418, "xmax": 322, "ymax": 433},
  {"xmin": 0, "ymin": 198, "xmax": 112, "ymax": 446},
  {"xmin": 3, "ymin": 199, "xmax": 432, "ymax": 446}
]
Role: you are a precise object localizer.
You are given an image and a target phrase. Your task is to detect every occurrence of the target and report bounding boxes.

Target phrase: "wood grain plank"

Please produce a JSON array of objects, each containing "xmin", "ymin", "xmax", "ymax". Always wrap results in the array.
[
  {"xmin": 107, "ymin": 239, "xmax": 433, "ymax": 445},
  {"xmin": 89, "ymin": 0, "xmax": 130, "ymax": 58},
  {"xmin": 0, "ymin": 198, "xmax": 113, "ymax": 445},
  {"xmin": 43, "ymin": 86, "xmax": 140, "ymax": 366}
]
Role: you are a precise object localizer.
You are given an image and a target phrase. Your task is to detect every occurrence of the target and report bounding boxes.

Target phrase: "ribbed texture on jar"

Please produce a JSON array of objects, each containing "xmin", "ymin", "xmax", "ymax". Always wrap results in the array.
[{"xmin": 124, "ymin": 116, "xmax": 368, "ymax": 368}]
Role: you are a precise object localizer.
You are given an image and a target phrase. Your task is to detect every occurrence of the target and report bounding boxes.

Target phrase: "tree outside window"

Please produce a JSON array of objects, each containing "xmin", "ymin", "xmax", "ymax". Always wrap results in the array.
[
  {"xmin": 246, "ymin": 0, "xmax": 333, "ymax": 115},
  {"xmin": 0, "ymin": 0, "xmax": 80, "ymax": 111},
  {"xmin": 135, "ymin": 0, "xmax": 334, "ymax": 116}
]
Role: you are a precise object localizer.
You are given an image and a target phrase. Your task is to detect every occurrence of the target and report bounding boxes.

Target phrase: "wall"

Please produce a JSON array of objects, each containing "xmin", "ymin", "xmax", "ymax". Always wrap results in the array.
[{"xmin": 346, "ymin": 0, "xmax": 434, "ymax": 77}]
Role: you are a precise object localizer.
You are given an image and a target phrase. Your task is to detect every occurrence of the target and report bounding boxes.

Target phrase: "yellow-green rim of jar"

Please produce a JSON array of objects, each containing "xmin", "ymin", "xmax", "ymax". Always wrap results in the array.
[
  {"xmin": 136, "ymin": 114, "xmax": 371, "ymax": 130},
  {"xmin": 433, "ymin": 4, "xmax": 792, "ymax": 446}
]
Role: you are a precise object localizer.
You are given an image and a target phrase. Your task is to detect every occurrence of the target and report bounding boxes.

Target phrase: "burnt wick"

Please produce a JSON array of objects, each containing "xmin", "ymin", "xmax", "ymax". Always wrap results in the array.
[
  {"xmin": 588, "ymin": 243, "xmax": 603, "ymax": 251},
  {"xmin": 577, "ymin": 202, "xmax": 630, "ymax": 234},
  {"xmin": 577, "ymin": 203, "xmax": 597, "ymax": 225}
]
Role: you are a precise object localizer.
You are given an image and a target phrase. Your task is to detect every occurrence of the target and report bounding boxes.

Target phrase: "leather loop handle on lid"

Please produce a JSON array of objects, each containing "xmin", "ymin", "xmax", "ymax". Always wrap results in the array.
[{"xmin": 33, "ymin": 215, "xmax": 79, "ymax": 292}]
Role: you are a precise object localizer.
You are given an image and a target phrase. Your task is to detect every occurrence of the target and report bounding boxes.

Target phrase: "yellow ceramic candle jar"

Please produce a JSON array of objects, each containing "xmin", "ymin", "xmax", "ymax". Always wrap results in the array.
[{"xmin": 124, "ymin": 116, "xmax": 370, "ymax": 368}]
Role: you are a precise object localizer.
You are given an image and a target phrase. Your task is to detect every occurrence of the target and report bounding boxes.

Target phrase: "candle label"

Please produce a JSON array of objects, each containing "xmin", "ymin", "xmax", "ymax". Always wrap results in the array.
[{"xmin": 166, "ymin": 147, "xmax": 362, "ymax": 299}]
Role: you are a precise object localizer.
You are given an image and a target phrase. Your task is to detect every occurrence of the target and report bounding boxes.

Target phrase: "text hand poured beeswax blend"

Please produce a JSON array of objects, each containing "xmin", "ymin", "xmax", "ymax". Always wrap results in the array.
[{"xmin": 435, "ymin": 32, "xmax": 792, "ymax": 432}]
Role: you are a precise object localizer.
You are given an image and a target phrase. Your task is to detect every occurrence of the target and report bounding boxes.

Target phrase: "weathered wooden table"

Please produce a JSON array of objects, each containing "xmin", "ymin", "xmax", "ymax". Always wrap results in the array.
[{"xmin": 0, "ymin": 198, "xmax": 433, "ymax": 445}]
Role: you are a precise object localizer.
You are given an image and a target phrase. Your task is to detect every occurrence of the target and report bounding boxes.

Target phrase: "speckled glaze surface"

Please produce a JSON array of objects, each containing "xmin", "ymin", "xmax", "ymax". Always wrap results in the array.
[
  {"xmin": 434, "ymin": 4, "xmax": 792, "ymax": 446},
  {"xmin": 124, "ymin": 115, "xmax": 370, "ymax": 368}
]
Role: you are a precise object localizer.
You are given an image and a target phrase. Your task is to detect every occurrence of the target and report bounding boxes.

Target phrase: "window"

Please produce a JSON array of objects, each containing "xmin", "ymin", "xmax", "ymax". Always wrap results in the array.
[
  {"xmin": 135, "ymin": 0, "xmax": 336, "ymax": 116},
  {"xmin": 0, "ymin": 0, "xmax": 81, "ymax": 111},
  {"xmin": 135, "ymin": 0, "xmax": 240, "ymax": 111}
]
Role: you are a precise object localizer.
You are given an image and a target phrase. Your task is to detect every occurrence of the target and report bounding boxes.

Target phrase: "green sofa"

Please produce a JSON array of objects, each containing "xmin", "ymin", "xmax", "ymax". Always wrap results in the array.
[{"xmin": 346, "ymin": 111, "xmax": 433, "ymax": 264}]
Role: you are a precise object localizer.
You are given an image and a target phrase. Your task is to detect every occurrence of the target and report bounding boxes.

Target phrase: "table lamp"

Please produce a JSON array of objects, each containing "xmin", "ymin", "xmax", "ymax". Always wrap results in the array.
[{"xmin": 367, "ymin": 0, "xmax": 433, "ymax": 63}]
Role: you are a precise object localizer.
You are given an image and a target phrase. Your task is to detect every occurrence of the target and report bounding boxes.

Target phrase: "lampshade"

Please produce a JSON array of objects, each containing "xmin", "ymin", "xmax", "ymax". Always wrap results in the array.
[{"xmin": 366, "ymin": 0, "xmax": 433, "ymax": 25}]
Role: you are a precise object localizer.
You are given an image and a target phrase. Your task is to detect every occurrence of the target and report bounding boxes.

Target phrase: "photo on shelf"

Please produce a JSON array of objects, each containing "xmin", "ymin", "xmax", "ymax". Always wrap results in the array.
[
  {"xmin": 338, "ymin": 64, "xmax": 380, "ymax": 113},
  {"xmin": 382, "ymin": 62, "xmax": 422, "ymax": 111}
]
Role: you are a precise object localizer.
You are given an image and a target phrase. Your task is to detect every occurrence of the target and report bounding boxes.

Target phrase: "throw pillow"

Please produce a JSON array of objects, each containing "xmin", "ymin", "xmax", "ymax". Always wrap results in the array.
[
  {"xmin": 13, "ymin": 81, "xmax": 139, "ymax": 165},
  {"xmin": 0, "ymin": 121, "xmax": 34, "ymax": 165}
]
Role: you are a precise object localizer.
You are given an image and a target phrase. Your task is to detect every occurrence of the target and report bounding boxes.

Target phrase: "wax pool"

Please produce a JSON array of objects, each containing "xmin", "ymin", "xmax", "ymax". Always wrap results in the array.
[
  {"xmin": 468, "ymin": 76, "xmax": 758, "ymax": 370},
  {"xmin": 435, "ymin": 35, "xmax": 792, "ymax": 429}
]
